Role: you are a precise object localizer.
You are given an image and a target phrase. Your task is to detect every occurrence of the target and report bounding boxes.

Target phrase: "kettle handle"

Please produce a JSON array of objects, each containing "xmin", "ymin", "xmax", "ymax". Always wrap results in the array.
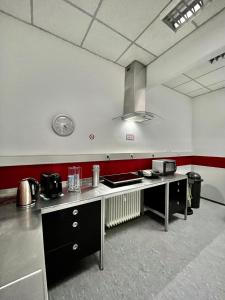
[{"xmin": 27, "ymin": 178, "xmax": 39, "ymax": 201}]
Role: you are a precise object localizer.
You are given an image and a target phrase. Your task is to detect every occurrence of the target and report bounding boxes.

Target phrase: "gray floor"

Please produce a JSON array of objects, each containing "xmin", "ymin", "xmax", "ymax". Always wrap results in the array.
[{"xmin": 49, "ymin": 200, "xmax": 225, "ymax": 300}]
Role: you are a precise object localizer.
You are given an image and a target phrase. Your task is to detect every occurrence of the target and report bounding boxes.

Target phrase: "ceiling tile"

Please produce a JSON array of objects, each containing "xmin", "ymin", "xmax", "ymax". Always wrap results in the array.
[
  {"xmin": 83, "ymin": 20, "xmax": 130, "ymax": 61},
  {"xmin": 33, "ymin": 0, "xmax": 92, "ymax": 45},
  {"xmin": 66, "ymin": 0, "xmax": 100, "ymax": 15},
  {"xmin": 96, "ymin": 0, "xmax": 170, "ymax": 40},
  {"xmin": 187, "ymin": 87, "xmax": 209, "ymax": 98},
  {"xmin": 165, "ymin": 74, "xmax": 191, "ymax": 88},
  {"xmin": 208, "ymin": 80, "xmax": 225, "ymax": 91},
  {"xmin": 175, "ymin": 81, "xmax": 203, "ymax": 94},
  {"xmin": 194, "ymin": 0, "xmax": 225, "ymax": 26},
  {"xmin": 185, "ymin": 59, "xmax": 225, "ymax": 79},
  {"xmin": 0, "ymin": 0, "xmax": 31, "ymax": 22},
  {"xmin": 195, "ymin": 67, "xmax": 225, "ymax": 86},
  {"xmin": 117, "ymin": 44, "xmax": 155, "ymax": 67},
  {"xmin": 136, "ymin": 17, "xmax": 195, "ymax": 56}
]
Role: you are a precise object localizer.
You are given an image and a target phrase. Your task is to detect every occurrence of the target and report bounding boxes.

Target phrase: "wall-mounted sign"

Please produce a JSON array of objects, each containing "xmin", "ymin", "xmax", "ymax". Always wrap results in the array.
[
  {"xmin": 89, "ymin": 133, "xmax": 95, "ymax": 140},
  {"xmin": 126, "ymin": 134, "xmax": 135, "ymax": 141}
]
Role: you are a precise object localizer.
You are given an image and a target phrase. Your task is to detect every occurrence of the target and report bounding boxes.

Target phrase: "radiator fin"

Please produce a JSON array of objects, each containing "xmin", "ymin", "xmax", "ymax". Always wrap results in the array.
[{"xmin": 105, "ymin": 191, "xmax": 141, "ymax": 228}]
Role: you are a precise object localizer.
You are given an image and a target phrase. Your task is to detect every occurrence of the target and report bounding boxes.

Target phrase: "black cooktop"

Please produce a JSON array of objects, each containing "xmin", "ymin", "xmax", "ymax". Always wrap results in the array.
[{"xmin": 103, "ymin": 173, "xmax": 143, "ymax": 188}]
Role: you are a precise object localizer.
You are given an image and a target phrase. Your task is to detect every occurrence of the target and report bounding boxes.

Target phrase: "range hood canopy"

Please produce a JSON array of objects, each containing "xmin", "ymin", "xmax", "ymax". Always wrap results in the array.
[{"xmin": 117, "ymin": 61, "xmax": 158, "ymax": 123}]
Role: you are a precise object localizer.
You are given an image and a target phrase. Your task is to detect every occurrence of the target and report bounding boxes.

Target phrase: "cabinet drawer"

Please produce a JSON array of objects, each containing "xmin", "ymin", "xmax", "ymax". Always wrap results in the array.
[
  {"xmin": 42, "ymin": 200, "xmax": 101, "ymax": 252},
  {"xmin": 169, "ymin": 180, "xmax": 187, "ymax": 201},
  {"xmin": 45, "ymin": 237, "xmax": 100, "ymax": 283},
  {"xmin": 169, "ymin": 180, "xmax": 187, "ymax": 214}
]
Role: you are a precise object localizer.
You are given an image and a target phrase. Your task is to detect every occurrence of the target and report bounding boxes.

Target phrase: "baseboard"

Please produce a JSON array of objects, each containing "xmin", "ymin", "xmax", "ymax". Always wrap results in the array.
[{"xmin": 201, "ymin": 197, "xmax": 225, "ymax": 206}]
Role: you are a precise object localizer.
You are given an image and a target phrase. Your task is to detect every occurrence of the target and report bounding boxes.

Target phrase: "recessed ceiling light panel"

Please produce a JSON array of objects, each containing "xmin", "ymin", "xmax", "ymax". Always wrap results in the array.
[
  {"xmin": 209, "ymin": 52, "xmax": 225, "ymax": 64},
  {"xmin": 163, "ymin": 0, "xmax": 213, "ymax": 32}
]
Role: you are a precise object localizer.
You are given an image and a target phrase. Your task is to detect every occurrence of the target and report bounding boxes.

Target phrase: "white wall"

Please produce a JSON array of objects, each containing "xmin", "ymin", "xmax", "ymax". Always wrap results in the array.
[
  {"xmin": 177, "ymin": 165, "xmax": 192, "ymax": 175},
  {"xmin": 192, "ymin": 89, "xmax": 225, "ymax": 156},
  {"xmin": 146, "ymin": 85, "xmax": 192, "ymax": 153},
  {"xmin": 0, "ymin": 13, "xmax": 192, "ymax": 159},
  {"xmin": 193, "ymin": 165, "xmax": 225, "ymax": 204},
  {"xmin": 192, "ymin": 89, "xmax": 225, "ymax": 204}
]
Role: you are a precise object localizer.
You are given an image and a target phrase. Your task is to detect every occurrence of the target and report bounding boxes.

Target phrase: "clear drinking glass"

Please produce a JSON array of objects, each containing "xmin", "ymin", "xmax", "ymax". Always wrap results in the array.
[{"xmin": 68, "ymin": 166, "xmax": 82, "ymax": 192}]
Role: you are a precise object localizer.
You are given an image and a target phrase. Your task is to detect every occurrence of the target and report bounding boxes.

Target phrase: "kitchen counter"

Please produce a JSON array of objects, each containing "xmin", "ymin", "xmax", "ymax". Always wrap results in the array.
[
  {"xmin": 98, "ymin": 173, "xmax": 187, "ymax": 198},
  {"xmin": 38, "ymin": 173, "xmax": 187, "ymax": 213},
  {"xmin": 38, "ymin": 184, "xmax": 102, "ymax": 214},
  {"xmin": 0, "ymin": 173, "xmax": 187, "ymax": 298},
  {"xmin": 0, "ymin": 203, "xmax": 48, "ymax": 298}
]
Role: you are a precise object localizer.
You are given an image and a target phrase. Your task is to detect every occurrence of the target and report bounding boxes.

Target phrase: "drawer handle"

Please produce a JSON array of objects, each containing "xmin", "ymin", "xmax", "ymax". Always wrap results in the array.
[
  {"xmin": 177, "ymin": 182, "xmax": 180, "ymax": 186},
  {"xmin": 72, "ymin": 221, "xmax": 78, "ymax": 228},
  {"xmin": 73, "ymin": 209, "xmax": 78, "ymax": 215},
  {"xmin": 73, "ymin": 244, "xmax": 78, "ymax": 251},
  {"xmin": 177, "ymin": 189, "xmax": 180, "ymax": 192},
  {"xmin": 177, "ymin": 201, "xmax": 180, "ymax": 205}
]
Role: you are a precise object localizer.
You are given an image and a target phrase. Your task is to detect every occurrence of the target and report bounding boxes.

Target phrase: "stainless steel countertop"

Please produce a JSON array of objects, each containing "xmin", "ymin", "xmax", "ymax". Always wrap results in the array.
[
  {"xmin": 0, "ymin": 173, "xmax": 187, "ymax": 288},
  {"xmin": 38, "ymin": 173, "xmax": 187, "ymax": 214},
  {"xmin": 38, "ymin": 184, "xmax": 103, "ymax": 214},
  {"xmin": 0, "ymin": 204, "xmax": 46, "ymax": 288},
  {"xmin": 98, "ymin": 173, "xmax": 187, "ymax": 198}
]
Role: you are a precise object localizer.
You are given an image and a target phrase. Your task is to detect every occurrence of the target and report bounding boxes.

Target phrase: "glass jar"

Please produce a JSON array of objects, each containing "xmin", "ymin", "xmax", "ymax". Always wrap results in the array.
[{"xmin": 68, "ymin": 166, "xmax": 82, "ymax": 192}]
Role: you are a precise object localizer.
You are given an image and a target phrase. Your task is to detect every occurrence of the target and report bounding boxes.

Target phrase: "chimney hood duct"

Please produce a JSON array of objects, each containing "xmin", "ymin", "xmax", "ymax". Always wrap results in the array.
[{"xmin": 118, "ymin": 61, "xmax": 157, "ymax": 123}]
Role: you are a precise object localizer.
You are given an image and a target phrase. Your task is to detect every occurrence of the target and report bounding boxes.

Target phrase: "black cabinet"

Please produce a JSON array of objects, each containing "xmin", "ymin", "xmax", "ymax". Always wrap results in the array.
[
  {"xmin": 42, "ymin": 200, "xmax": 101, "ymax": 283},
  {"xmin": 144, "ymin": 184, "xmax": 166, "ymax": 214},
  {"xmin": 144, "ymin": 179, "xmax": 187, "ymax": 216},
  {"xmin": 169, "ymin": 180, "xmax": 187, "ymax": 214}
]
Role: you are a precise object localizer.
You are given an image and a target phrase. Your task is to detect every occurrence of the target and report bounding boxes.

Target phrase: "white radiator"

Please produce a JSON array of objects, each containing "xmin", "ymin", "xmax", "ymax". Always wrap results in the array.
[{"xmin": 105, "ymin": 191, "xmax": 141, "ymax": 228}]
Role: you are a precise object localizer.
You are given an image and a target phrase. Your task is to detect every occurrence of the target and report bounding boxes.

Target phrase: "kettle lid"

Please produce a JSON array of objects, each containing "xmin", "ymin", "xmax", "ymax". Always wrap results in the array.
[{"xmin": 41, "ymin": 172, "xmax": 60, "ymax": 178}]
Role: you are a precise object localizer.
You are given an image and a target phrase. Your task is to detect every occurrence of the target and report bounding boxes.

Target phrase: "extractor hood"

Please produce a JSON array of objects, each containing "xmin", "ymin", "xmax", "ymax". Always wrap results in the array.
[{"xmin": 116, "ymin": 61, "xmax": 158, "ymax": 123}]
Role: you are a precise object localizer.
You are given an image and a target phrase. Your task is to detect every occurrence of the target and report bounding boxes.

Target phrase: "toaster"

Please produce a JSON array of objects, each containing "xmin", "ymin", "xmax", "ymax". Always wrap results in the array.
[{"xmin": 152, "ymin": 160, "xmax": 176, "ymax": 176}]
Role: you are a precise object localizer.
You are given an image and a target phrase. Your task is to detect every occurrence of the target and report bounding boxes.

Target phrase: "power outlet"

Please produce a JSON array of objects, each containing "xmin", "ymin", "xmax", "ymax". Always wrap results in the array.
[{"xmin": 126, "ymin": 134, "xmax": 135, "ymax": 141}]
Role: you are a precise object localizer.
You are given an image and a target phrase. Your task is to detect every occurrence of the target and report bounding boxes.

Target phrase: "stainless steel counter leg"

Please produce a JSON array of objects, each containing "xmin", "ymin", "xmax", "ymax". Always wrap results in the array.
[
  {"xmin": 99, "ymin": 197, "xmax": 105, "ymax": 270},
  {"xmin": 140, "ymin": 190, "xmax": 145, "ymax": 216},
  {"xmin": 165, "ymin": 183, "xmax": 169, "ymax": 232}
]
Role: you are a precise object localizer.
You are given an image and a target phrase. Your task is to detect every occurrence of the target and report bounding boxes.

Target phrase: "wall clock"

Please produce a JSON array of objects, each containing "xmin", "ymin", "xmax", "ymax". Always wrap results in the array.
[{"xmin": 52, "ymin": 114, "xmax": 75, "ymax": 136}]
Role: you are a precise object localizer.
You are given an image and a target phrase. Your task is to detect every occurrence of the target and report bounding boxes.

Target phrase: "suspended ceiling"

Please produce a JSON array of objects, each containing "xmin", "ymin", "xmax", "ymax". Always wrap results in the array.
[
  {"xmin": 0, "ymin": 0, "xmax": 225, "ymax": 68},
  {"xmin": 164, "ymin": 49, "xmax": 225, "ymax": 98}
]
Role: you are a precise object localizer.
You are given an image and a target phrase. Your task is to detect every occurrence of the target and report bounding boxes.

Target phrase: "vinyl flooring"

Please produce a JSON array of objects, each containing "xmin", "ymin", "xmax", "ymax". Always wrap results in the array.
[{"xmin": 49, "ymin": 199, "xmax": 225, "ymax": 300}]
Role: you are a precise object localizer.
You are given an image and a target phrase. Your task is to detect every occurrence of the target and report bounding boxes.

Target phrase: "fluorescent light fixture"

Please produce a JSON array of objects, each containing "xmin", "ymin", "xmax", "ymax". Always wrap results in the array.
[
  {"xmin": 186, "ymin": 10, "xmax": 193, "ymax": 18},
  {"xmin": 163, "ymin": 0, "xmax": 213, "ymax": 32},
  {"xmin": 180, "ymin": 16, "xmax": 186, "ymax": 23},
  {"xmin": 209, "ymin": 52, "xmax": 225, "ymax": 64},
  {"xmin": 194, "ymin": 3, "xmax": 201, "ymax": 11}
]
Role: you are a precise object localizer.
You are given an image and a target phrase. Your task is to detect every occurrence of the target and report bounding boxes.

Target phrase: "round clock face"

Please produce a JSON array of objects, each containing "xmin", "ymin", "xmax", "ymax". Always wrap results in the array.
[{"xmin": 52, "ymin": 114, "xmax": 75, "ymax": 136}]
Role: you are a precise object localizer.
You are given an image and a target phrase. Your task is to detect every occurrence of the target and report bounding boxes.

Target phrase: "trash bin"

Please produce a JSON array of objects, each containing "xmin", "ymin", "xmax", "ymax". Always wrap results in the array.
[{"xmin": 186, "ymin": 172, "xmax": 203, "ymax": 208}]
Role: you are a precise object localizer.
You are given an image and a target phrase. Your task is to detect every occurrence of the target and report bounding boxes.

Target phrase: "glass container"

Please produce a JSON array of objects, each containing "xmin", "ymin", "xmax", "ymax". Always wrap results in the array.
[{"xmin": 68, "ymin": 166, "xmax": 82, "ymax": 192}]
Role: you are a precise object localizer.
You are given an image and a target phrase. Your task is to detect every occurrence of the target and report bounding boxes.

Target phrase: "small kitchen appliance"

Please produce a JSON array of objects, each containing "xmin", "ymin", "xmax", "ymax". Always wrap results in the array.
[
  {"xmin": 138, "ymin": 169, "xmax": 160, "ymax": 179},
  {"xmin": 152, "ymin": 159, "xmax": 176, "ymax": 176},
  {"xmin": 40, "ymin": 173, "xmax": 63, "ymax": 200},
  {"xmin": 103, "ymin": 173, "xmax": 143, "ymax": 188},
  {"xmin": 16, "ymin": 178, "xmax": 39, "ymax": 207}
]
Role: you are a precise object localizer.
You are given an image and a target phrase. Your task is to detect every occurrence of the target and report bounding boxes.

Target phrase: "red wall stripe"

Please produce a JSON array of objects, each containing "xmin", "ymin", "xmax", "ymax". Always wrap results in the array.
[
  {"xmin": 1, "ymin": 155, "xmax": 224, "ymax": 190},
  {"xmin": 192, "ymin": 156, "xmax": 225, "ymax": 169},
  {"xmin": 0, "ymin": 156, "xmax": 192, "ymax": 189}
]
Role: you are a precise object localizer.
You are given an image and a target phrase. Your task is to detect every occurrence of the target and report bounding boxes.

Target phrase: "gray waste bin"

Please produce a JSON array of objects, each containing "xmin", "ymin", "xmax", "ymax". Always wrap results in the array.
[{"xmin": 186, "ymin": 172, "xmax": 203, "ymax": 208}]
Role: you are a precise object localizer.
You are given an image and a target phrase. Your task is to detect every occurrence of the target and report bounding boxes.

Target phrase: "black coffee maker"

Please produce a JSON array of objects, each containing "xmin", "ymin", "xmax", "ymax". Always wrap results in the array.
[{"xmin": 40, "ymin": 173, "xmax": 63, "ymax": 200}]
